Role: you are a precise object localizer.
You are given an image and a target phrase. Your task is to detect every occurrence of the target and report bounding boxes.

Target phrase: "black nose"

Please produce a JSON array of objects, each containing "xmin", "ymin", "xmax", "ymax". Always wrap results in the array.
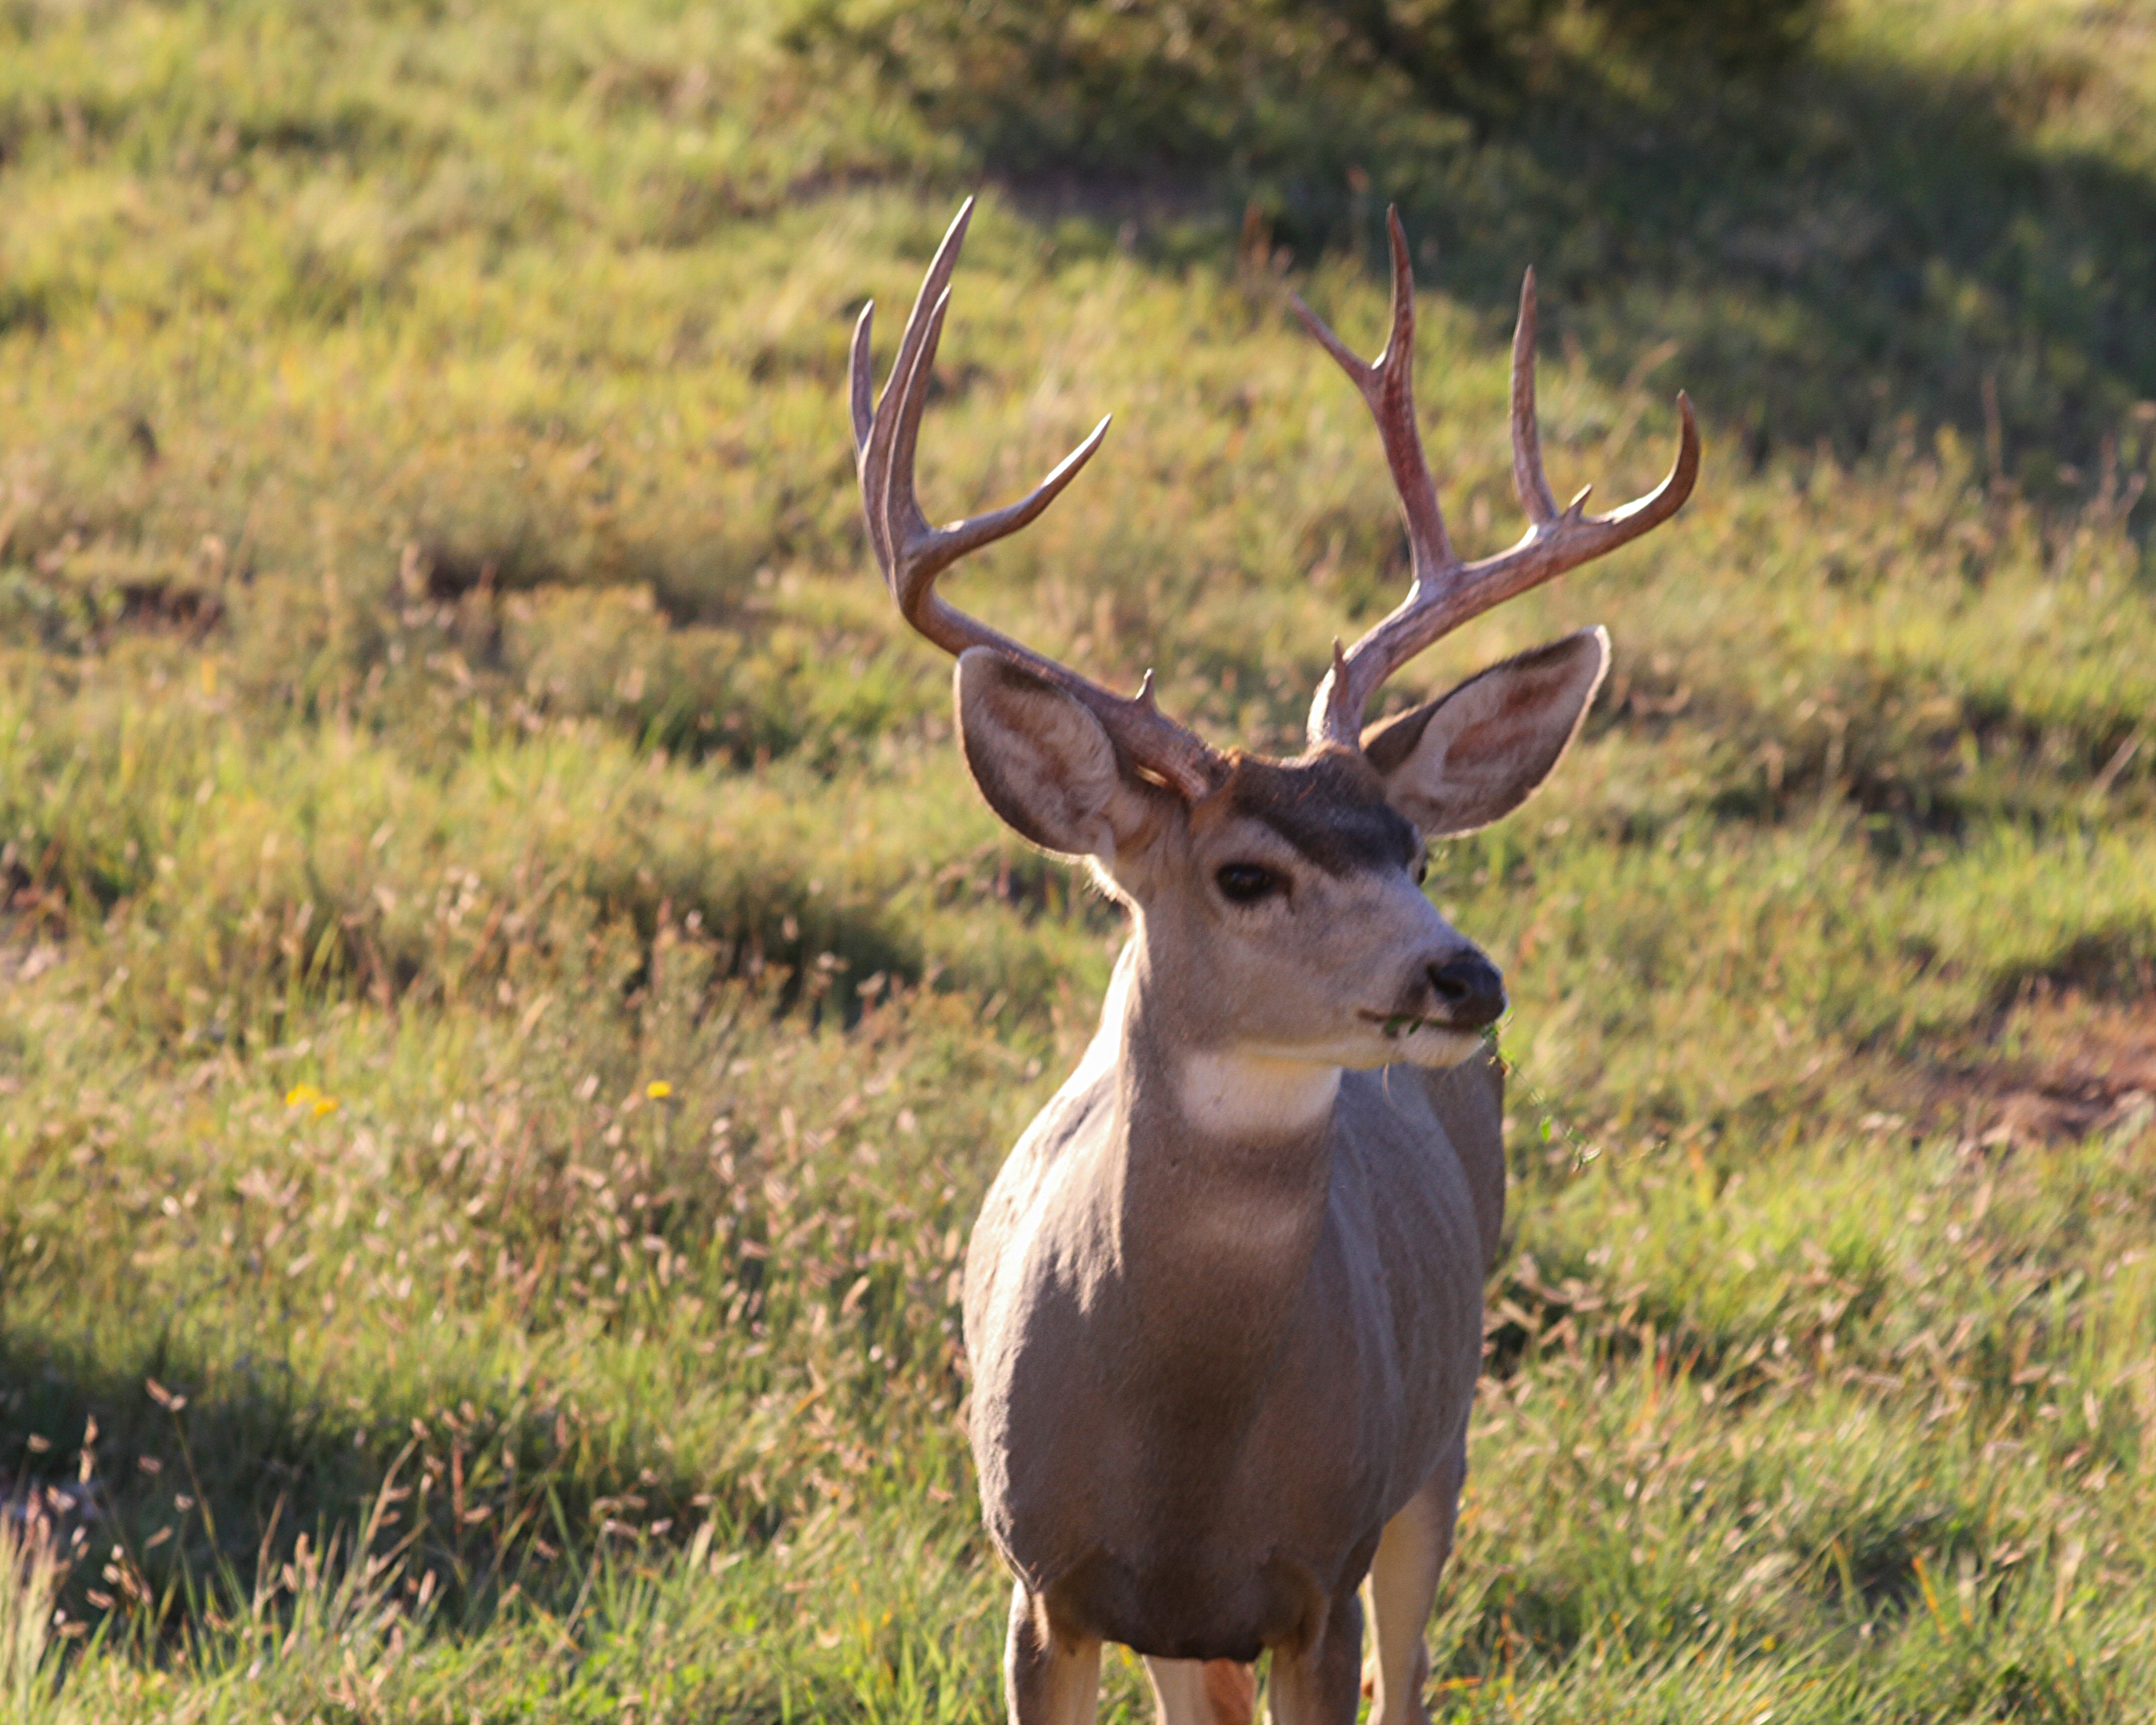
[{"xmin": 1427, "ymin": 952, "xmax": 1507, "ymax": 1029}]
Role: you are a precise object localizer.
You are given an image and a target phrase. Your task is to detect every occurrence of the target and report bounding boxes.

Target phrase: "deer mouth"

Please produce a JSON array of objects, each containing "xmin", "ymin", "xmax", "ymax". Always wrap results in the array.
[{"xmin": 1360, "ymin": 1010, "xmax": 1478, "ymax": 1040}]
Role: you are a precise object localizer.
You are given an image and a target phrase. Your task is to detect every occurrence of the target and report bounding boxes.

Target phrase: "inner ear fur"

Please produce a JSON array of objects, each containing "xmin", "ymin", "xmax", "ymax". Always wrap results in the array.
[
  {"xmin": 955, "ymin": 648, "xmax": 1169, "ymax": 860},
  {"xmin": 1363, "ymin": 627, "xmax": 1611, "ymax": 838}
]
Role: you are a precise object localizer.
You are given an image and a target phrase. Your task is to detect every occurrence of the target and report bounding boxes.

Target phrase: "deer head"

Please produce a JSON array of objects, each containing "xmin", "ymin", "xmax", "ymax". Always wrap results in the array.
[{"xmin": 851, "ymin": 202, "xmax": 1696, "ymax": 1080}]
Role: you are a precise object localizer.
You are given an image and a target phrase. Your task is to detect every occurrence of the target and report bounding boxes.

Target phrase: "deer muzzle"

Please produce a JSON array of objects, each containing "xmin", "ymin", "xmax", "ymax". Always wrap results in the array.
[{"xmin": 1425, "ymin": 951, "xmax": 1506, "ymax": 1029}]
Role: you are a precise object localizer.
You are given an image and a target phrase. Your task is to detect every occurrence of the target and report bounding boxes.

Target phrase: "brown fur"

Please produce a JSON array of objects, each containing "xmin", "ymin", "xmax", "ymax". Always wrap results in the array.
[
  {"xmin": 1204, "ymin": 1660, "xmax": 1259, "ymax": 1725},
  {"xmin": 1200, "ymin": 750, "xmax": 1419, "ymax": 877}
]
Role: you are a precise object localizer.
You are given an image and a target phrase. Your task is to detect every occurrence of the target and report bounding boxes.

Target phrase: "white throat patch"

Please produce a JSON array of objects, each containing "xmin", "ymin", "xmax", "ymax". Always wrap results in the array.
[{"xmin": 1175, "ymin": 1049, "xmax": 1343, "ymax": 1141}]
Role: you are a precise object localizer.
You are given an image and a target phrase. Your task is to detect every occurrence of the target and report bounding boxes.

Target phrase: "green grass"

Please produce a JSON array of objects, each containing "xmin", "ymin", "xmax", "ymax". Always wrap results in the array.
[{"xmin": 4, "ymin": 0, "xmax": 2156, "ymax": 1717}]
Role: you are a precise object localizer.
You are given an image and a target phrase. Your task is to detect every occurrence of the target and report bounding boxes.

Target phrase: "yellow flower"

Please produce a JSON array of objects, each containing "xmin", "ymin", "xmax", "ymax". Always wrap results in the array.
[
  {"xmin": 284, "ymin": 1083, "xmax": 339, "ymax": 1117},
  {"xmin": 645, "ymin": 1080, "xmax": 673, "ymax": 1100}
]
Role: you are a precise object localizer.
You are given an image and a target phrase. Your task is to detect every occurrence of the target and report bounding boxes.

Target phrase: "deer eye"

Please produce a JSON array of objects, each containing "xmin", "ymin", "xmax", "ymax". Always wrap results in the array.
[
  {"xmin": 1413, "ymin": 854, "xmax": 1429, "ymax": 886},
  {"xmin": 1215, "ymin": 862, "xmax": 1285, "ymax": 904}
]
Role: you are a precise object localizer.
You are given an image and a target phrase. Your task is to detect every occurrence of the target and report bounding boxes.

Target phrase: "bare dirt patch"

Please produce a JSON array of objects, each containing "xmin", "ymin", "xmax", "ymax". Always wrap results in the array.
[{"xmin": 1919, "ymin": 991, "xmax": 2156, "ymax": 1146}]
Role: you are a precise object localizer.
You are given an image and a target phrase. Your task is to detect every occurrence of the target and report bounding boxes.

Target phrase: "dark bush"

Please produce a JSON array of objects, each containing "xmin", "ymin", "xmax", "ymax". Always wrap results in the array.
[
  {"xmin": 1589, "ymin": 0, "xmax": 1823, "ymax": 65},
  {"xmin": 782, "ymin": 0, "xmax": 1828, "ymax": 181}
]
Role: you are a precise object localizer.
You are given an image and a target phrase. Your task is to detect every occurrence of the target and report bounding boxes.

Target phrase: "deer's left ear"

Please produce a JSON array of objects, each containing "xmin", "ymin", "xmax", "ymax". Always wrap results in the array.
[{"xmin": 1363, "ymin": 627, "xmax": 1610, "ymax": 839}]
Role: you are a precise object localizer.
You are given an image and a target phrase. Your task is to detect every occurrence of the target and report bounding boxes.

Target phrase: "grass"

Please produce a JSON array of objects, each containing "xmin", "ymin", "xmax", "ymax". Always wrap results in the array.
[{"xmin": 3, "ymin": 0, "xmax": 2156, "ymax": 1717}]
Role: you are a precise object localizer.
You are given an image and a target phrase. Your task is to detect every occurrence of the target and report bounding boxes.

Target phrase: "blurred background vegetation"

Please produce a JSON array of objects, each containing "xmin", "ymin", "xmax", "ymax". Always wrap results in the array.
[
  {"xmin": 3, "ymin": 0, "xmax": 2156, "ymax": 1718},
  {"xmin": 784, "ymin": 0, "xmax": 1825, "ymax": 174}
]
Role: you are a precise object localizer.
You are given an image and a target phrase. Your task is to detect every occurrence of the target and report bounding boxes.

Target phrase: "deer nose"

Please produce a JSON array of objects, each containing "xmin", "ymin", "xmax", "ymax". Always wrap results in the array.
[{"xmin": 1426, "ymin": 951, "xmax": 1507, "ymax": 1028}]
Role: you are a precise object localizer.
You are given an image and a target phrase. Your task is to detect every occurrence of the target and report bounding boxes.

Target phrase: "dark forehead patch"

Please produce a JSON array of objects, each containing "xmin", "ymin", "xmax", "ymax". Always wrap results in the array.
[{"xmin": 1216, "ymin": 750, "xmax": 1419, "ymax": 875}]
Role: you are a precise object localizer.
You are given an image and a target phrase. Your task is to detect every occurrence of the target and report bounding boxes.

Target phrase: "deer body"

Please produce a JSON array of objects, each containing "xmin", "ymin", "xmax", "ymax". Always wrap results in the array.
[
  {"xmin": 846, "ymin": 203, "xmax": 1696, "ymax": 1723},
  {"xmin": 966, "ymin": 955, "xmax": 1501, "ymax": 1666}
]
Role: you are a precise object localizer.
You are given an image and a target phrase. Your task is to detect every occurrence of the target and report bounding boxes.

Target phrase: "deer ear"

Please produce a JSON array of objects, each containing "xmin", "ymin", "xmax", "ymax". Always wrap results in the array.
[
  {"xmin": 955, "ymin": 648, "xmax": 1161, "ymax": 859},
  {"xmin": 1364, "ymin": 627, "xmax": 1610, "ymax": 839}
]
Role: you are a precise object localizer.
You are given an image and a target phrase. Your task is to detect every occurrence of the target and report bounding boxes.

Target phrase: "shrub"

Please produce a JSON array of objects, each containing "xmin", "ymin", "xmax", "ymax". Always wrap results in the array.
[{"xmin": 782, "ymin": 0, "xmax": 1828, "ymax": 181}]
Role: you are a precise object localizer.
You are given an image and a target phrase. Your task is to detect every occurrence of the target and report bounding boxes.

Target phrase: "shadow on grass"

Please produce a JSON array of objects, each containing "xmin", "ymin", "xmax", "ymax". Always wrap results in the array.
[
  {"xmin": 1376, "ymin": 47, "xmax": 2156, "ymax": 490},
  {"xmin": 936, "ymin": 29, "xmax": 2156, "ymax": 489},
  {"xmin": 0, "ymin": 1323, "xmax": 736, "ymax": 1639},
  {"xmin": 1982, "ymin": 928, "xmax": 2156, "ymax": 1015}
]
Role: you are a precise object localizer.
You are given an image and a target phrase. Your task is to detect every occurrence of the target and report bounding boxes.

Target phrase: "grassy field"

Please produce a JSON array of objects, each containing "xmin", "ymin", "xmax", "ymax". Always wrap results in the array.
[{"xmin": 4, "ymin": 0, "xmax": 2156, "ymax": 1718}]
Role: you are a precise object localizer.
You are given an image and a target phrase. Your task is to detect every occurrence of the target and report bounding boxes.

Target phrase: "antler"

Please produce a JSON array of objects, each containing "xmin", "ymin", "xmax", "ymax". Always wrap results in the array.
[
  {"xmin": 851, "ymin": 200, "xmax": 1222, "ymax": 802},
  {"xmin": 1293, "ymin": 209, "xmax": 1699, "ymax": 751}
]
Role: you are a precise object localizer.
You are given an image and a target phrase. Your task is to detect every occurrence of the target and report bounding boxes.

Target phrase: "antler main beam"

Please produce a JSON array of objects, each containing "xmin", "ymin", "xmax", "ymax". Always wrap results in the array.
[
  {"xmin": 850, "ymin": 200, "xmax": 1222, "ymax": 801},
  {"xmin": 1295, "ymin": 210, "xmax": 1699, "ymax": 750}
]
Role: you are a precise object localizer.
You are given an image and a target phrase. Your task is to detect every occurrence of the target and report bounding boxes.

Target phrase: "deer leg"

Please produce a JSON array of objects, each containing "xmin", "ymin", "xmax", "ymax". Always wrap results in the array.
[
  {"xmin": 1364, "ymin": 1443, "xmax": 1466, "ymax": 1725},
  {"xmin": 1005, "ymin": 1582, "xmax": 1103, "ymax": 1725},
  {"xmin": 1145, "ymin": 1657, "xmax": 1258, "ymax": 1725},
  {"xmin": 1264, "ymin": 1588, "xmax": 1363, "ymax": 1725}
]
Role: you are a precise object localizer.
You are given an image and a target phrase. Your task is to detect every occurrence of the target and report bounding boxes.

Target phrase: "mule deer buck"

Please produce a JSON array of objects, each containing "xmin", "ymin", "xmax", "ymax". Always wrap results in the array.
[{"xmin": 849, "ymin": 203, "xmax": 1696, "ymax": 1724}]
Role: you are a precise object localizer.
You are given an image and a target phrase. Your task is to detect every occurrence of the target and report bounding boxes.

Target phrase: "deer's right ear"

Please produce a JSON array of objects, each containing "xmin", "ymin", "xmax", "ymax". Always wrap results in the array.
[
  {"xmin": 955, "ymin": 649, "xmax": 1162, "ymax": 860},
  {"xmin": 1364, "ymin": 627, "xmax": 1610, "ymax": 838}
]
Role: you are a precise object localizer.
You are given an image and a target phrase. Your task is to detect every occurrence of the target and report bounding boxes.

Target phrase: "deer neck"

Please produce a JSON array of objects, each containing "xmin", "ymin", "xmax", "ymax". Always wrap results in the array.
[{"xmin": 1078, "ymin": 932, "xmax": 1343, "ymax": 1412}]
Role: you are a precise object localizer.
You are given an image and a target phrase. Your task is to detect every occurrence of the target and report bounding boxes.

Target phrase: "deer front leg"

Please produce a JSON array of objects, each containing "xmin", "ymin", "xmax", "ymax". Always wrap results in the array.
[
  {"xmin": 1264, "ymin": 1587, "xmax": 1363, "ymax": 1725},
  {"xmin": 1364, "ymin": 1442, "xmax": 1466, "ymax": 1725},
  {"xmin": 1005, "ymin": 1582, "xmax": 1103, "ymax": 1725}
]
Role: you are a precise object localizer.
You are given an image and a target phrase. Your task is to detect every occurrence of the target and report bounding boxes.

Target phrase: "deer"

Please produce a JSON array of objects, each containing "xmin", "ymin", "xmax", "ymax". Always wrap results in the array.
[{"xmin": 848, "ymin": 201, "xmax": 1696, "ymax": 1725}]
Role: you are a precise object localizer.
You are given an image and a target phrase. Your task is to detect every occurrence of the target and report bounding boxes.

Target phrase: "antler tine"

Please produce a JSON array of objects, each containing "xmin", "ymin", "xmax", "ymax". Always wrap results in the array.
[
  {"xmin": 1291, "ymin": 208, "xmax": 1457, "ymax": 585},
  {"xmin": 848, "ymin": 300, "xmax": 877, "ymax": 461},
  {"xmin": 885, "ymin": 283, "xmax": 1114, "ymax": 631},
  {"xmin": 853, "ymin": 200, "xmax": 975, "ymax": 597},
  {"xmin": 1303, "ymin": 225, "xmax": 1701, "ymax": 749},
  {"xmin": 1509, "ymin": 269, "xmax": 1560, "ymax": 527},
  {"xmin": 851, "ymin": 203, "xmax": 1223, "ymax": 802}
]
